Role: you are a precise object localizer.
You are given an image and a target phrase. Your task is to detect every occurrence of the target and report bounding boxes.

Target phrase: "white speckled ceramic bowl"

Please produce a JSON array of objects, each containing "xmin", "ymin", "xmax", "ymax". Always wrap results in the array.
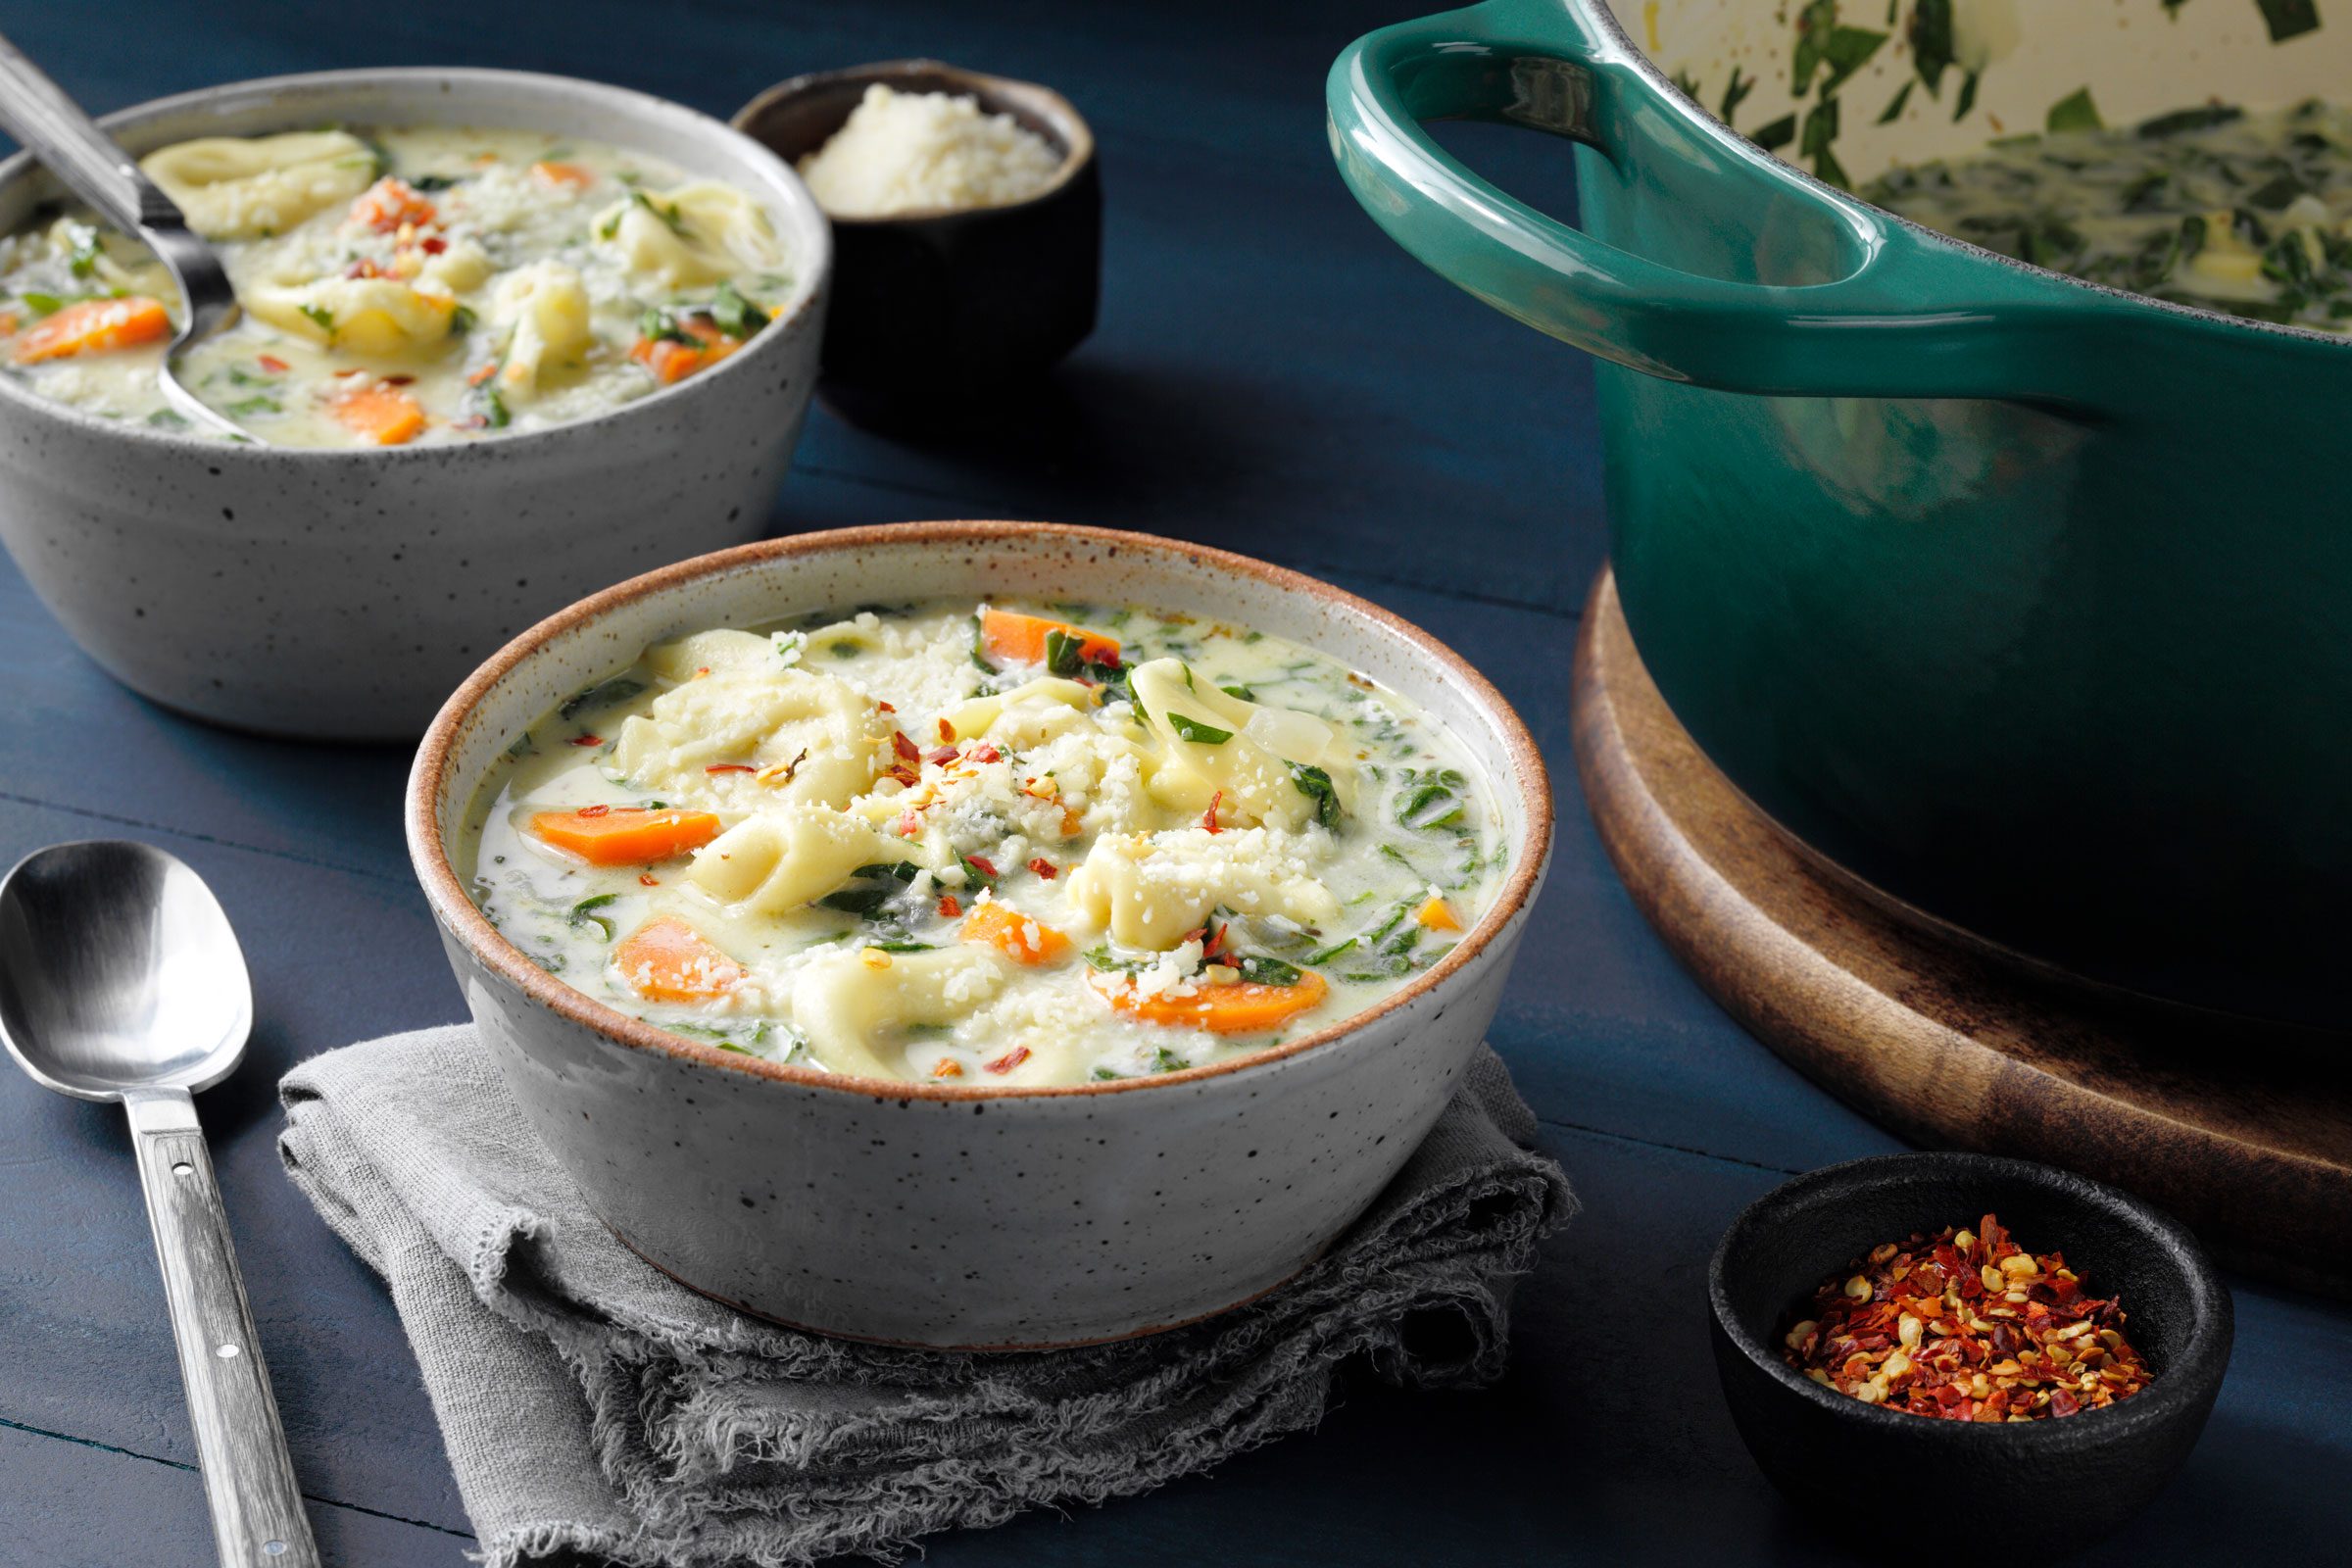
[
  {"xmin": 407, "ymin": 522, "xmax": 1553, "ymax": 1348},
  {"xmin": 0, "ymin": 69, "xmax": 830, "ymax": 740}
]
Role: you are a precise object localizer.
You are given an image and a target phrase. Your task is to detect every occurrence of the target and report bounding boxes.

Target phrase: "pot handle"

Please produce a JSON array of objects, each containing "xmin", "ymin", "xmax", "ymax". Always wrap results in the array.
[{"xmin": 1327, "ymin": 0, "xmax": 2075, "ymax": 400}]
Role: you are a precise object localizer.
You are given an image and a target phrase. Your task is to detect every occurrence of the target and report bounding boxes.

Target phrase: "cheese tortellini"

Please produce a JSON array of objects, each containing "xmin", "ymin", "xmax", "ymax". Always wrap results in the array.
[
  {"xmin": 611, "ymin": 664, "xmax": 891, "ymax": 810},
  {"xmin": 489, "ymin": 261, "xmax": 593, "ymax": 399},
  {"xmin": 1126, "ymin": 659, "xmax": 1356, "ymax": 831},
  {"xmin": 686, "ymin": 808, "xmax": 897, "ymax": 915},
  {"xmin": 596, "ymin": 181, "xmax": 782, "ymax": 288},
  {"xmin": 246, "ymin": 275, "xmax": 459, "ymax": 357},
  {"xmin": 466, "ymin": 600, "xmax": 1505, "ymax": 1086},
  {"xmin": 140, "ymin": 131, "xmax": 377, "ymax": 240}
]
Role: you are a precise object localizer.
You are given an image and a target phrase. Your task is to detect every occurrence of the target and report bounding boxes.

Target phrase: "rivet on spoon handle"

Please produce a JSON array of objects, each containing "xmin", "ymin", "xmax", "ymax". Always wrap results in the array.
[{"xmin": 127, "ymin": 1086, "xmax": 318, "ymax": 1567}]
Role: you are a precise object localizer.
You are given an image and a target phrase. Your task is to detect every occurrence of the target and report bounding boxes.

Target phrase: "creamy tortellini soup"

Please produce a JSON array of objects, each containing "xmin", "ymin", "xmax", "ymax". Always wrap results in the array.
[
  {"xmin": 0, "ymin": 125, "xmax": 791, "ymax": 444},
  {"xmin": 458, "ymin": 603, "xmax": 1507, "ymax": 1087}
]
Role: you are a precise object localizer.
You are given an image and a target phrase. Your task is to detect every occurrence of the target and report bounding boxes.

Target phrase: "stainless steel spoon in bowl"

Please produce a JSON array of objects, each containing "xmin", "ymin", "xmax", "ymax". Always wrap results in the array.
[
  {"xmin": 0, "ymin": 31, "xmax": 250, "ymax": 440},
  {"xmin": 0, "ymin": 841, "xmax": 317, "ymax": 1567}
]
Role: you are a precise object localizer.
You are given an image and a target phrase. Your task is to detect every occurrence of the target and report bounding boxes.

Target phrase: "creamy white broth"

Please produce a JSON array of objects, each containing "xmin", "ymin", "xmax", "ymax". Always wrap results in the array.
[
  {"xmin": 1866, "ymin": 99, "xmax": 2352, "ymax": 333},
  {"xmin": 0, "ymin": 125, "xmax": 794, "ymax": 445},
  {"xmin": 456, "ymin": 601, "xmax": 1506, "ymax": 1088}
]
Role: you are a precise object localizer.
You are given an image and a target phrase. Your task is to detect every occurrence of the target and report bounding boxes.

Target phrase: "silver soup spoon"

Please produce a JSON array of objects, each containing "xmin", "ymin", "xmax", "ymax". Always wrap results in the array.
[
  {"xmin": 0, "ymin": 841, "xmax": 317, "ymax": 1567},
  {"xmin": 0, "ymin": 30, "xmax": 251, "ymax": 440}
]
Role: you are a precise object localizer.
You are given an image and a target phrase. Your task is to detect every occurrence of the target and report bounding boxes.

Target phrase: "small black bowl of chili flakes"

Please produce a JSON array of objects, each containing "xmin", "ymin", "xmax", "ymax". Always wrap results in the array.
[{"xmin": 1707, "ymin": 1152, "xmax": 2231, "ymax": 1547}]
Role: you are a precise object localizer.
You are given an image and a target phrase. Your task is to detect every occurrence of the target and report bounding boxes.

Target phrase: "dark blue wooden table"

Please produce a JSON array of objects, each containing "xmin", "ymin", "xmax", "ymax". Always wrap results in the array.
[{"xmin": 2, "ymin": 3, "xmax": 2345, "ymax": 1563}]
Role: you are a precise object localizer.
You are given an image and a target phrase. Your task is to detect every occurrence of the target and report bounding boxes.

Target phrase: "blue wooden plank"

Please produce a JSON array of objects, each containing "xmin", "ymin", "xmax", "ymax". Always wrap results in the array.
[{"xmin": 0, "ymin": 1421, "xmax": 475, "ymax": 1566}]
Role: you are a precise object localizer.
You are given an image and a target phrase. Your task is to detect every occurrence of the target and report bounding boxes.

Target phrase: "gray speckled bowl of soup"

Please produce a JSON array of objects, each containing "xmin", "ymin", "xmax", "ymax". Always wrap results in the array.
[
  {"xmin": 0, "ymin": 69, "xmax": 829, "ymax": 738},
  {"xmin": 409, "ymin": 522, "xmax": 1553, "ymax": 1347}
]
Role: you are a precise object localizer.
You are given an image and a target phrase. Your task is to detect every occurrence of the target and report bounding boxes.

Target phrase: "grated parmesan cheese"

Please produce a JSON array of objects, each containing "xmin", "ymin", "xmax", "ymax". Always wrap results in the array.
[{"xmin": 798, "ymin": 85, "xmax": 1064, "ymax": 218}]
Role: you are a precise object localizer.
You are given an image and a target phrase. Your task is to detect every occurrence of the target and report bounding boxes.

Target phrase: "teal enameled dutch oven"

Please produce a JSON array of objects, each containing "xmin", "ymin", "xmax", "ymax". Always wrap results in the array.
[{"xmin": 1329, "ymin": 0, "xmax": 2352, "ymax": 1025}]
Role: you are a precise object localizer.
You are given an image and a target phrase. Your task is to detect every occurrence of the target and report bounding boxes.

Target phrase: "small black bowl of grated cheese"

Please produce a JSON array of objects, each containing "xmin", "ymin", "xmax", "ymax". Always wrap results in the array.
[{"xmin": 734, "ymin": 60, "xmax": 1100, "ymax": 429}]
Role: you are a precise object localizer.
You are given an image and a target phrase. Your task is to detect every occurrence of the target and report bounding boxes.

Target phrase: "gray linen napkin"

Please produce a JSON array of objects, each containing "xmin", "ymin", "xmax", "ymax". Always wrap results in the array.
[{"xmin": 278, "ymin": 1025, "xmax": 1573, "ymax": 1567}]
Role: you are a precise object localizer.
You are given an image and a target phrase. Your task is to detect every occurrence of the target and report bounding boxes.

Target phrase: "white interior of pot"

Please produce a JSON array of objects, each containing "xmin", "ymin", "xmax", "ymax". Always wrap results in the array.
[{"xmin": 1608, "ymin": 0, "xmax": 2350, "ymax": 179}]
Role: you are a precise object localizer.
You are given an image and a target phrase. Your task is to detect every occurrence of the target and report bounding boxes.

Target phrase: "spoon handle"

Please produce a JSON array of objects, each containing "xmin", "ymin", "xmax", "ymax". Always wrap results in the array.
[
  {"xmin": 0, "ymin": 28, "xmax": 179, "ymax": 234},
  {"xmin": 126, "ymin": 1089, "xmax": 319, "ymax": 1568}
]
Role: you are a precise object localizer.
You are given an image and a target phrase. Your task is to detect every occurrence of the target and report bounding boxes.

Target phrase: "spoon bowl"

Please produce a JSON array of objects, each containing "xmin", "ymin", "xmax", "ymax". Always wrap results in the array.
[
  {"xmin": 0, "ymin": 28, "xmax": 250, "ymax": 441},
  {"xmin": 0, "ymin": 839, "xmax": 253, "ymax": 1100}
]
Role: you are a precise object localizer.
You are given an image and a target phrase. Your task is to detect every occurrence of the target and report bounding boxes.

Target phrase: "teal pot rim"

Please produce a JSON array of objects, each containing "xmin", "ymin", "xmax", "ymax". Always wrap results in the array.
[{"xmin": 1326, "ymin": 0, "xmax": 2352, "ymax": 405}]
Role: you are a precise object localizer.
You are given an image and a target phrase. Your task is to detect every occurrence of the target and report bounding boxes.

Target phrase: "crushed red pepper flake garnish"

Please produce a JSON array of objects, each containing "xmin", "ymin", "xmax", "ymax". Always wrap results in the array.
[
  {"xmin": 576, "ymin": 804, "xmax": 612, "ymax": 818},
  {"xmin": 937, "ymin": 717, "xmax": 956, "ymax": 744},
  {"xmin": 891, "ymin": 731, "xmax": 919, "ymax": 761},
  {"xmin": 964, "ymin": 855, "xmax": 999, "ymax": 881},
  {"xmin": 704, "ymin": 762, "xmax": 757, "ymax": 774},
  {"xmin": 568, "ymin": 734, "xmax": 604, "ymax": 747},
  {"xmin": 638, "ymin": 873, "xmax": 660, "ymax": 887},
  {"xmin": 1201, "ymin": 789, "xmax": 1223, "ymax": 835},
  {"xmin": 983, "ymin": 1045, "xmax": 1031, "ymax": 1074},
  {"xmin": 1027, "ymin": 857, "xmax": 1056, "ymax": 880},
  {"xmin": 1780, "ymin": 1213, "xmax": 2153, "ymax": 1422},
  {"xmin": 937, "ymin": 893, "xmax": 961, "ymax": 918}
]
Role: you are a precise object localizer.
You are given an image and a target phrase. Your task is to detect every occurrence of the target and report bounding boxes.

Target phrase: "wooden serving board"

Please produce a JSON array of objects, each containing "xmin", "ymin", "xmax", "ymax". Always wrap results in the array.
[{"xmin": 1571, "ymin": 568, "xmax": 2352, "ymax": 1299}]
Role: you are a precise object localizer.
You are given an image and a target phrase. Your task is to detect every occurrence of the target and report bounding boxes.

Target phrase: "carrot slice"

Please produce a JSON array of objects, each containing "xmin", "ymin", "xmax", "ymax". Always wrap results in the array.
[
  {"xmin": 12, "ymin": 296, "xmax": 172, "ymax": 364},
  {"xmin": 628, "ymin": 318, "xmax": 741, "ymax": 385},
  {"xmin": 960, "ymin": 902, "xmax": 1072, "ymax": 965},
  {"xmin": 530, "ymin": 160, "xmax": 595, "ymax": 189},
  {"xmin": 1094, "ymin": 967, "xmax": 1329, "ymax": 1035},
  {"xmin": 331, "ymin": 383, "xmax": 428, "ymax": 446},
  {"xmin": 979, "ymin": 609, "xmax": 1120, "ymax": 669},
  {"xmin": 613, "ymin": 915, "xmax": 743, "ymax": 1002},
  {"xmin": 530, "ymin": 807, "xmax": 721, "ymax": 865},
  {"xmin": 349, "ymin": 176, "xmax": 437, "ymax": 232},
  {"xmin": 1416, "ymin": 895, "xmax": 1461, "ymax": 932}
]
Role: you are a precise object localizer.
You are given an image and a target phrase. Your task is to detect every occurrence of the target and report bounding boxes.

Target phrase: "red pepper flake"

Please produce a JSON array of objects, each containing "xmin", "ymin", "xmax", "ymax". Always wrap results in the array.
[
  {"xmin": 383, "ymin": 373, "xmax": 416, "ymax": 386},
  {"xmin": 1779, "ymin": 1212, "xmax": 2152, "ymax": 1423},
  {"xmin": 568, "ymin": 734, "xmax": 604, "ymax": 747},
  {"xmin": 925, "ymin": 746, "xmax": 958, "ymax": 765},
  {"xmin": 257, "ymin": 354, "xmax": 289, "ymax": 373},
  {"xmin": 1201, "ymin": 790, "xmax": 1223, "ymax": 835},
  {"xmin": 705, "ymin": 762, "xmax": 757, "ymax": 774},
  {"xmin": 983, "ymin": 1045, "xmax": 1031, "ymax": 1075},
  {"xmin": 1027, "ymin": 857, "xmax": 1056, "ymax": 880},
  {"xmin": 931, "ymin": 1057, "xmax": 963, "ymax": 1079},
  {"xmin": 896, "ymin": 812, "xmax": 921, "ymax": 839},
  {"xmin": 876, "ymin": 701, "xmax": 896, "ymax": 712},
  {"xmin": 936, "ymin": 717, "xmax": 955, "ymax": 744},
  {"xmin": 1200, "ymin": 920, "xmax": 1227, "ymax": 959},
  {"xmin": 967, "ymin": 743, "xmax": 1001, "ymax": 764},
  {"xmin": 420, "ymin": 234, "xmax": 448, "ymax": 254},
  {"xmin": 964, "ymin": 855, "xmax": 999, "ymax": 881},
  {"xmin": 891, "ymin": 731, "xmax": 919, "ymax": 761},
  {"xmin": 886, "ymin": 764, "xmax": 920, "ymax": 787},
  {"xmin": 638, "ymin": 873, "xmax": 660, "ymax": 887},
  {"xmin": 577, "ymin": 804, "xmax": 612, "ymax": 818},
  {"xmin": 344, "ymin": 258, "xmax": 387, "ymax": 279},
  {"xmin": 937, "ymin": 893, "xmax": 961, "ymax": 918}
]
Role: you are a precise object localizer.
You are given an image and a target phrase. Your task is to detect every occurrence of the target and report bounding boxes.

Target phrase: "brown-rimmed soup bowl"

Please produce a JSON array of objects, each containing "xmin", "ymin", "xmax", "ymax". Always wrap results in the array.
[{"xmin": 406, "ymin": 521, "xmax": 1552, "ymax": 1348}]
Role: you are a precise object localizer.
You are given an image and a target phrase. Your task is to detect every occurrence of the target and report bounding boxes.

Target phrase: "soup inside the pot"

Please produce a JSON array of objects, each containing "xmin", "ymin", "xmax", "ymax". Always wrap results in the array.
[
  {"xmin": 1865, "ymin": 98, "xmax": 2352, "ymax": 332},
  {"xmin": 457, "ymin": 600, "xmax": 1507, "ymax": 1087}
]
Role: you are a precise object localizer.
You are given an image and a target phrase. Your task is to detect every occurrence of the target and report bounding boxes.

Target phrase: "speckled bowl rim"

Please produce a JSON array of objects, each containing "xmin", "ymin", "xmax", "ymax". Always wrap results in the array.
[
  {"xmin": 1707, "ymin": 1152, "xmax": 2233, "ymax": 1446},
  {"xmin": 0, "ymin": 66, "xmax": 831, "ymax": 458},
  {"xmin": 408, "ymin": 519, "xmax": 1554, "ymax": 1102},
  {"xmin": 731, "ymin": 58, "xmax": 1096, "ymax": 224}
]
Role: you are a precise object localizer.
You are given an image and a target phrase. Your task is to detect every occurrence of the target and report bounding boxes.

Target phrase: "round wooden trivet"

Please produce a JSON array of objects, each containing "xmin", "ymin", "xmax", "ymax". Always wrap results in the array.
[{"xmin": 1571, "ymin": 568, "xmax": 2352, "ymax": 1299}]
